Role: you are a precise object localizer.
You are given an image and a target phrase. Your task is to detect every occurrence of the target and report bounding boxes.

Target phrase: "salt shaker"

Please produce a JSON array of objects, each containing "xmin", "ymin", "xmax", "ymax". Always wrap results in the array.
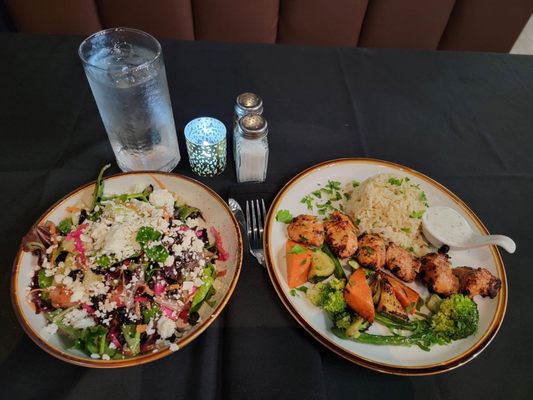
[
  {"xmin": 234, "ymin": 113, "xmax": 269, "ymax": 183},
  {"xmin": 233, "ymin": 92, "xmax": 263, "ymax": 127}
]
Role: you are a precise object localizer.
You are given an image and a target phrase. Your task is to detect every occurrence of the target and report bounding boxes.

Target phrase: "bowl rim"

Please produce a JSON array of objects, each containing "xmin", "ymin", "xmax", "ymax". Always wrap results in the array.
[
  {"xmin": 11, "ymin": 171, "xmax": 243, "ymax": 368},
  {"xmin": 263, "ymin": 157, "xmax": 507, "ymax": 376}
]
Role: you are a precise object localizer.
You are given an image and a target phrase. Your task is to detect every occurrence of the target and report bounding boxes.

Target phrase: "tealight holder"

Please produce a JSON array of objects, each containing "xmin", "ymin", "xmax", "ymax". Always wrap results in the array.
[{"xmin": 184, "ymin": 117, "xmax": 227, "ymax": 177}]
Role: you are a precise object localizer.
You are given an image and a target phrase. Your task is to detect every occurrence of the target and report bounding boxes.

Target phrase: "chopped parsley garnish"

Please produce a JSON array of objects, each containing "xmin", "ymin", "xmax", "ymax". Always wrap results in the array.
[
  {"xmin": 419, "ymin": 191, "xmax": 429, "ymax": 207},
  {"xmin": 300, "ymin": 258, "xmax": 308, "ymax": 265},
  {"xmin": 388, "ymin": 177, "xmax": 403, "ymax": 186},
  {"xmin": 406, "ymin": 302, "xmax": 415, "ymax": 313},
  {"xmin": 406, "ymin": 246, "xmax": 415, "ymax": 253},
  {"xmin": 312, "ymin": 190, "xmax": 322, "ymax": 199},
  {"xmin": 296, "ymin": 286, "xmax": 308, "ymax": 293},
  {"xmin": 326, "ymin": 180, "xmax": 341, "ymax": 191},
  {"xmin": 299, "ymin": 179, "xmax": 349, "ymax": 216},
  {"xmin": 343, "ymin": 192, "xmax": 351, "ymax": 200},
  {"xmin": 409, "ymin": 210, "xmax": 425, "ymax": 219},
  {"xmin": 365, "ymin": 246, "xmax": 375, "ymax": 255},
  {"xmin": 300, "ymin": 195, "xmax": 313, "ymax": 210},
  {"xmin": 400, "ymin": 227, "xmax": 411, "ymax": 234},
  {"xmin": 355, "ymin": 218, "xmax": 361, "ymax": 226},
  {"xmin": 352, "ymin": 180, "xmax": 360, "ymax": 187},
  {"xmin": 290, "ymin": 289, "xmax": 297, "ymax": 296},
  {"xmin": 289, "ymin": 244, "xmax": 306, "ymax": 255},
  {"xmin": 275, "ymin": 209, "xmax": 293, "ymax": 224}
]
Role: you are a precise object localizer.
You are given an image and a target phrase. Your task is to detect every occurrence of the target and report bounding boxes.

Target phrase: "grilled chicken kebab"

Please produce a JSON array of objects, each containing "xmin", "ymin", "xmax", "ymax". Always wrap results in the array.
[{"xmin": 287, "ymin": 212, "xmax": 501, "ymax": 299}]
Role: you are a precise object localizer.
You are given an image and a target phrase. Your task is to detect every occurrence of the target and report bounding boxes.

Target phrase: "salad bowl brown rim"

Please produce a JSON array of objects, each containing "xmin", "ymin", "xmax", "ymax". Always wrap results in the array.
[{"xmin": 11, "ymin": 171, "xmax": 243, "ymax": 368}]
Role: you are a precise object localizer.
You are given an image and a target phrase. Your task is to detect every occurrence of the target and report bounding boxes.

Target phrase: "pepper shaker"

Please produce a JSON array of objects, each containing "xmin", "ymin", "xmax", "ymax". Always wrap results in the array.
[
  {"xmin": 233, "ymin": 92, "xmax": 263, "ymax": 127},
  {"xmin": 234, "ymin": 113, "xmax": 269, "ymax": 183}
]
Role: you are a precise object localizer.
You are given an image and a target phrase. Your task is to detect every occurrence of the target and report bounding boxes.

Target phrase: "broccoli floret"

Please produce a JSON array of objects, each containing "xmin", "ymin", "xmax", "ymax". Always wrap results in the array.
[
  {"xmin": 306, "ymin": 278, "xmax": 347, "ymax": 314},
  {"xmin": 328, "ymin": 277, "xmax": 346, "ymax": 292},
  {"xmin": 322, "ymin": 290, "xmax": 346, "ymax": 315},
  {"xmin": 306, "ymin": 283, "xmax": 324, "ymax": 306},
  {"xmin": 334, "ymin": 311, "xmax": 352, "ymax": 330},
  {"xmin": 430, "ymin": 294, "xmax": 479, "ymax": 340}
]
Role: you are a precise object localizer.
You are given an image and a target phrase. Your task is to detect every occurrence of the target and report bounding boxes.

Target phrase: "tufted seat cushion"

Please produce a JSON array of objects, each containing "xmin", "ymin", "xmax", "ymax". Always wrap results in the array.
[{"xmin": 4, "ymin": 0, "xmax": 533, "ymax": 52}]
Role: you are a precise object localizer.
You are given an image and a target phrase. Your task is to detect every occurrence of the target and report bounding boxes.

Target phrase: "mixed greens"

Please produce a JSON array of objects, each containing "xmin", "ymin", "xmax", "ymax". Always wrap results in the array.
[{"xmin": 22, "ymin": 165, "xmax": 229, "ymax": 359}]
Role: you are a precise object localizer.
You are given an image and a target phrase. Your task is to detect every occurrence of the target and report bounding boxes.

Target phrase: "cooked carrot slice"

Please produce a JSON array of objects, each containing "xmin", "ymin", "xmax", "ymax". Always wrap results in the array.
[
  {"xmin": 286, "ymin": 240, "xmax": 312, "ymax": 289},
  {"xmin": 380, "ymin": 272, "xmax": 420, "ymax": 314},
  {"xmin": 344, "ymin": 268, "xmax": 375, "ymax": 322}
]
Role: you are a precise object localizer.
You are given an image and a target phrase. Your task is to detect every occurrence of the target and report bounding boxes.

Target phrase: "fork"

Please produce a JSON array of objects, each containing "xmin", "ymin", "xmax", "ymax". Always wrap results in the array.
[{"xmin": 245, "ymin": 199, "xmax": 267, "ymax": 267}]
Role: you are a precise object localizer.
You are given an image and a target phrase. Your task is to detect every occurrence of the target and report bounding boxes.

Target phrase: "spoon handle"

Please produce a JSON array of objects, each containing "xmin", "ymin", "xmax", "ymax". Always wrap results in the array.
[{"xmin": 459, "ymin": 235, "xmax": 516, "ymax": 254}]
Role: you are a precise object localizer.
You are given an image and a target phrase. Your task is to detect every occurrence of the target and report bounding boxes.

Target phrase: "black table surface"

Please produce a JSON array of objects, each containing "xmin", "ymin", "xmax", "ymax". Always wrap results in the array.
[{"xmin": 1, "ymin": 33, "xmax": 532, "ymax": 399}]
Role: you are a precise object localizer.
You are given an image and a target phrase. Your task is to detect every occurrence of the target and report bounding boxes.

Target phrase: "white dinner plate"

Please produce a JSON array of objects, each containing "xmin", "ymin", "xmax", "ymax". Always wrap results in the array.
[{"xmin": 264, "ymin": 158, "xmax": 507, "ymax": 375}]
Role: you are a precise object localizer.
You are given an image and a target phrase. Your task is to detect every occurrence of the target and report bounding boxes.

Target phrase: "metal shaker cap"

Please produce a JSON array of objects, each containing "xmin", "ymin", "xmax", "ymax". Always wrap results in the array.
[
  {"xmin": 236, "ymin": 92, "xmax": 263, "ymax": 112},
  {"xmin": 238, "ymin": 113, "xmax": 268, "ymax": 139}
]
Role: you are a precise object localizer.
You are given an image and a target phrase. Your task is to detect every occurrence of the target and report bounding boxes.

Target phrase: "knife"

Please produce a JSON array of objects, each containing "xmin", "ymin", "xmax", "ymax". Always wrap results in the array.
[{"xmin": 228, "ymin": 198, "xmax": 248, "ymax": 243}]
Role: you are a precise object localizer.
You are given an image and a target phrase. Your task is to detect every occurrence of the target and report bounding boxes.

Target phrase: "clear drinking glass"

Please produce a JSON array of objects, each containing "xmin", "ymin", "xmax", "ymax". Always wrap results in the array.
[{"xmin": 79, "ymin": 28, "xmax": 180, "ymax": 172}]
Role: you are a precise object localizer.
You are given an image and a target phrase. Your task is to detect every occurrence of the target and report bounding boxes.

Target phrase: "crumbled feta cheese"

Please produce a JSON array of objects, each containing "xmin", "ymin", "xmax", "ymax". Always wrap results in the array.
[
  {"xmin": 149, "ymin": 189, "xmax": 175, "ymax": 211},
  {"xmin": 62, "ymin": 276, "xmax": 73, "ymax": 286},
  {"xmin": 193, "ymin": 277, "xmax": 204, "ymax": 287},
  {"xmin": 90, "ymin": 353, "xmax": 100, "ymax": 359},
  {"xmin": 69, "ymin": 281, "xmax": 89, "ymax": 303},
  {"xmin": 164, "ymin": 255, "xmax": 175, "ymax": 267},
  {"xmin": 101, "ymin": 224, "xmax": 142, "ymax": 261},
  {"xmin": 101, "ymin": 300, "xmax": 117, "ymax": 312},
  {"xmin": 157, "ymin": 316, "xmax": 176, "ymax": 339},
  {"xmin": 182, "ymin": 281, "xmax": 194, "ymax": 292},
  {"xmin": 186, "ymin": 218, "xmax": 199, "ymax": 228},
  {"xmin": 63, "ymin": 309, "xmax": 96, "ymax": 329},
  {"xmin": 102, "ymin": 354, "xmax": 110, "ymax": 360},
  {"xmin": 169, "ymin": 342, "xmax": 179, "ymax": 352},
  {"xmin": 40, "ymin": 323, "xmax": 58, "ymax": 340},
  {"xmin": 146, "ymin": 318, "xmax": 156, "ymax": 335}
]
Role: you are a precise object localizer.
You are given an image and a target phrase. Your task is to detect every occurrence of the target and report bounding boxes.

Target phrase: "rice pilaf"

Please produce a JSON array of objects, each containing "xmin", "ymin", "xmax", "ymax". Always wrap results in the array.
[{"xmin": 344, "ymin": 174, "xmax": 429, "ymax": 256}]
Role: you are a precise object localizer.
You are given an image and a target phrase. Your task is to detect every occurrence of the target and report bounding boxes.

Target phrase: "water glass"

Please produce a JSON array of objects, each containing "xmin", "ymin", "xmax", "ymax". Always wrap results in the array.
[
  {"xmin": 184, "ymin": 118, "xmax": 227, "ymax": 177},
  {"xmin": 79, "ymin": 28, "xmax": 180, "ymax": 172}
]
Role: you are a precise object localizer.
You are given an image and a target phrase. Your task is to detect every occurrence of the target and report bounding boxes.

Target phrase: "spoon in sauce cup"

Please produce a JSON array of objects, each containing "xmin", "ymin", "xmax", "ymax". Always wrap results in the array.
[{"xmin": 422, "ymin": 206, "xmax": 516, "ymax": 254}]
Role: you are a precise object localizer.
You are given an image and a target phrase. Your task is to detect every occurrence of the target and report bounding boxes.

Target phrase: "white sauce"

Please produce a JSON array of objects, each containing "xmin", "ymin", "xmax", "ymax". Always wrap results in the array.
[{"xmin": 425, "ymin": 207, "xmax": 473, "ymax": 243}]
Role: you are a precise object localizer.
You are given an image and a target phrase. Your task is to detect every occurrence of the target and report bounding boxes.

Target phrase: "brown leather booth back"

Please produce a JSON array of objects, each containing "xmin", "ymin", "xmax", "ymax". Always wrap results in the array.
[{"xmin": 4, "ymin": 0, "xmax": 533, "ymax": 52}]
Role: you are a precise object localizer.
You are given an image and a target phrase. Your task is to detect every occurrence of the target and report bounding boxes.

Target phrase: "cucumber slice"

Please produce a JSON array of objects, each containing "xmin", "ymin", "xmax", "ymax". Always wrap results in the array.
[{"xmin": 308, "ymin": 250, "xmax": 335, "ymax": 281}]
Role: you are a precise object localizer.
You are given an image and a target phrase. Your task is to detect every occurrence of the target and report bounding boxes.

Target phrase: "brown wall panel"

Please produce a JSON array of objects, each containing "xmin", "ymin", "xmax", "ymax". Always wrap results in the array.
[
  {"xmin": 277, "ymin": 0, "xmax": 368, "ymax": 46},
  {"xmin": 193, "ymin": 0, "xmax": 279, "ymax": 43},
  {"xmin": 5, "ymin": 0, "xmax": 101, "ymax": 35},
  {"xmin": 359, "ymin": 0, "xmax": 456, "ymax": 50},
  {"xmin": 97, "ymin": 0, "xmax": 194, "ymax": 40},
  {"xmin": 439, "ymin": 0, "xmax": 533, "ymax": 52}
]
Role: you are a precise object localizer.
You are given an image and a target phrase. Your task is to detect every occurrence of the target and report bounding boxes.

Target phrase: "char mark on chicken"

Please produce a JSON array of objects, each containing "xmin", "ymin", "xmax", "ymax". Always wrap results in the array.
[
  {"xmin": 355, "ymin": 233, "xmax": 386, "ymax": 270},
  {"xmin": 453, "ymin": 266, "xmax": 502, "ymax": 299},
  {"xmin": 323, "ymin": 211, "xmax": 358, "ymax": 258},
  {"xmin": 419, "ymin": 252, "xmax": 459, "ymax": 296},
  {"xmin": 287, "ymin": 214, "xmax": 324, "ymax": 247},
  {"xmin": 385, "ymin": 243, "xmax": 420, "ymax": 283}
]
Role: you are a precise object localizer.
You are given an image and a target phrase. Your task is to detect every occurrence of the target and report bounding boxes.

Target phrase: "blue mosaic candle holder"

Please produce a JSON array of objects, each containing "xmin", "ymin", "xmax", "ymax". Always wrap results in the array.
[{"xmin": 184, "ymin": 117, "xmax": 227, "ymax": 177}]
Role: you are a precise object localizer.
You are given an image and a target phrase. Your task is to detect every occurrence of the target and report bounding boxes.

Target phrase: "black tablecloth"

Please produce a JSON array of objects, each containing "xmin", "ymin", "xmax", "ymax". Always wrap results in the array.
[{"xmin": 1, "ymin": 33, "xmax": 532, "ymax": 399}]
